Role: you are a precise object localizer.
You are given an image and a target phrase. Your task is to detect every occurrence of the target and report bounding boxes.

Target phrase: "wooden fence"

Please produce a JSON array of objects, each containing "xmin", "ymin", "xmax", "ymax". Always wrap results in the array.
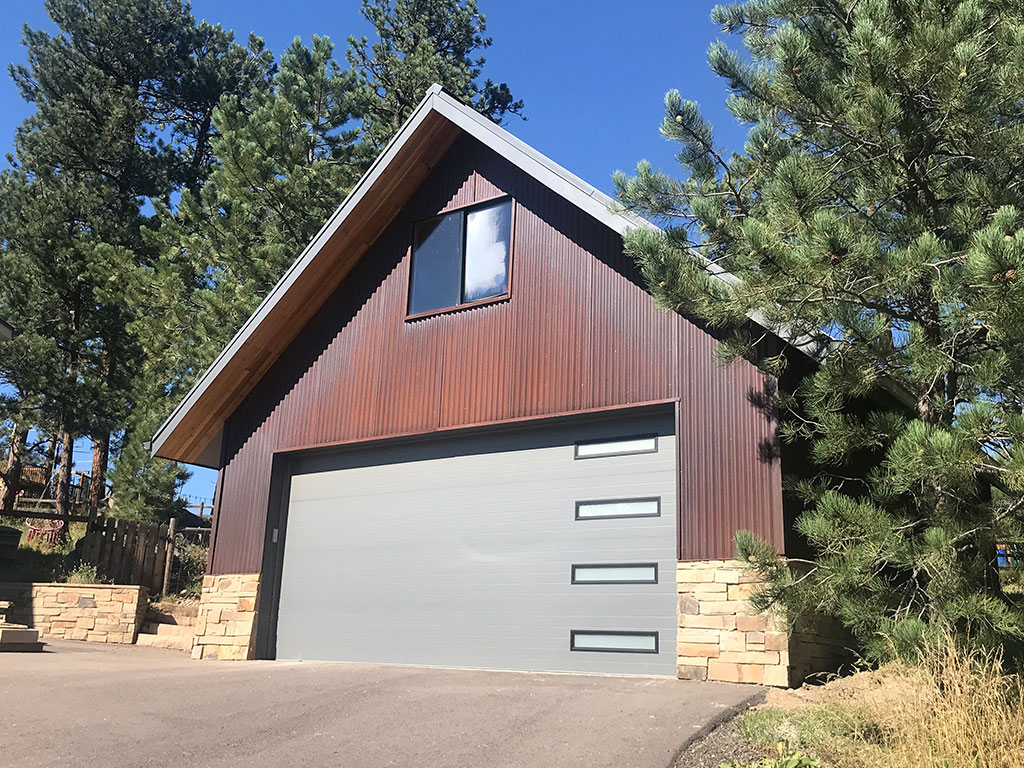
[{"xmin": 78, "ymin": 518, "xmax": 177, "ymax": 595}]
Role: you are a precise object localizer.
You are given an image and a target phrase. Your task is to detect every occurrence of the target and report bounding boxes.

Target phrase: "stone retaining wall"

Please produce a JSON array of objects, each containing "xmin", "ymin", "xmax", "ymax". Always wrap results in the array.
[
  {"xmin": 676, "ymin": 561, "xmax": 850, "ymax": 687},
  {"xmin": 191, "ymin": 573, "xmax": 260, "ymax": 660},
  {"xmin": 0, "ymin": 582, "xmax": 147, "ymax": 644}
]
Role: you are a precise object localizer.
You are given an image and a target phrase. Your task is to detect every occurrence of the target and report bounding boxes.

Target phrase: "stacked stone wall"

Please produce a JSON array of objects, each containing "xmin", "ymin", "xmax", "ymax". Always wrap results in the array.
[
  {"xmin": 0, "ymin": 583, "xmax": 147, "ymax": 644},
  {"xmin": 191, "ymin": 573, "xmax": 260, "ymax": 660}
]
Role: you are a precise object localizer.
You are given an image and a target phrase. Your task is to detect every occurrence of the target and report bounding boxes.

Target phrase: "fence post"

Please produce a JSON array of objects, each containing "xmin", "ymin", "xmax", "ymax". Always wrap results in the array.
[{"xmin": 161, "ymin": 518, "xmax": 177, "ymax": 598}]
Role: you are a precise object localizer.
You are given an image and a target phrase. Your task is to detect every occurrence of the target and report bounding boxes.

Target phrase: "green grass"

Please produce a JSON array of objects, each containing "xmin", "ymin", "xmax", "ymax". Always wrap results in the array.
[
  {"xmin": 722, "ymin": 743, "xmax": 821, "ymax": 768},
  {"xmin": 735, "ymin": 703, "xmax": 884, "ymax": 754}
]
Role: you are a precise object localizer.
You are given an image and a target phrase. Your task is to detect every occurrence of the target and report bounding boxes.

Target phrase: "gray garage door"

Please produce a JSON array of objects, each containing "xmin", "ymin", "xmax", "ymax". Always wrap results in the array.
[{"xmin": 275, "ymin": 409, "xmax": 678, "ymax": 675}]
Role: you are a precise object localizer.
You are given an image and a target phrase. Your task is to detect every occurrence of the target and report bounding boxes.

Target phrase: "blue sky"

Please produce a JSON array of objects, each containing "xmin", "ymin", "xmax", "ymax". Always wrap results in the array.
[{"xmin": 1, "ymin": 0, "xmax": 748, "ymax": 504}]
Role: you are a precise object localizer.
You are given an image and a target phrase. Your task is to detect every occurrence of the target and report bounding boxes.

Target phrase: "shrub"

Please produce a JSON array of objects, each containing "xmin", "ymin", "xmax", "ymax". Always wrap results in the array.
[
  {"xmin": 173, "ymin": 538, "xmax": 207, "ymax": 598},
  {"xmin": 62, "ymin": 562, "xmax": 102, "ymax": 584}
]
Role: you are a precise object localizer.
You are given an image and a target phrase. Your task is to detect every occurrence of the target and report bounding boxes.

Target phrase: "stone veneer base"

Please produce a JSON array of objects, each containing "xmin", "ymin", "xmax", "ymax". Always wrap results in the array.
[
  {"xmin": 190, "ymin": 564, "xmax": 848, "ymax": 681},
  {"xmin": 191, "ymin": 573, "xmax": 261, "ymax": 660},
  {"xmin": 676, "ymin": 561, "xmax": 850, "ymax": 687}
]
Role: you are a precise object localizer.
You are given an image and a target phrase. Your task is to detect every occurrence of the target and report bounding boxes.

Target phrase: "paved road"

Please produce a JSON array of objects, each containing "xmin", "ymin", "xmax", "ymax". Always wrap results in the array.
[{"xmin": 1, "ymin": 640, "xmax": 761, "ymax": 768}]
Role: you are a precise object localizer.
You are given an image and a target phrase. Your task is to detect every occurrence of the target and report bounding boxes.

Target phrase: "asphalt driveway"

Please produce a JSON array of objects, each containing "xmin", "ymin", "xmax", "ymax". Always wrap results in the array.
[{"xmin": 0, "ymin": 640, "xmax": 761, "ymax": 768}]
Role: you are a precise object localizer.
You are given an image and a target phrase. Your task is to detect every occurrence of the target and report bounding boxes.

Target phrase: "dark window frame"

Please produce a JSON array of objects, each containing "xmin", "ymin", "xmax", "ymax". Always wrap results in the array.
[
  {"xmin": 406, "ymin": 195, "xmax": 516, "ymax": 320},
  {"xmin": 569, "ymin": 630, "xmax": 660, "ymax": 654},
  {"xmin": 570, "ymin": 562, "xmax": 659, "ymax": 585},
  {"xmin": 574, "ymin": 497, "xmax": 662, "ymax": 521}
]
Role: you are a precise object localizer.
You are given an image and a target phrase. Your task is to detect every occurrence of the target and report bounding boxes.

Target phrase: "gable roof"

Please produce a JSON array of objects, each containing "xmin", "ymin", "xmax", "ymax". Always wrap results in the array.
[
  {"xmin": 152, "ymin": 85, "xmax": 819, "ymax": 467},
  {"xmin": 151, "ymin": 86, "xmax": 668, "ymax": 466}
]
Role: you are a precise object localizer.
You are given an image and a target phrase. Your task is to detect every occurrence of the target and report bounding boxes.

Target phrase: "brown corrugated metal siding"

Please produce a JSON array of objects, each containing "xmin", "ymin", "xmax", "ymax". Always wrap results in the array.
[{"xmin": 210, "ymin": 134, "xmax": 783, "ymax": 574}]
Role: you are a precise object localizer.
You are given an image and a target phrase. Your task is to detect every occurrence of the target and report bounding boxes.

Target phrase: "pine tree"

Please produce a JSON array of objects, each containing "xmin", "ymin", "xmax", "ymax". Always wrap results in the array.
[
  {"xmin": 0, "ymin": 0, "xmax": 271, "ymax": 522},
  {"xmin": 347, "ymin": 0, "xmax": 523, "ymax": 152},
  {"xmin": 149, "ymin": 0, "xmax": 524, "ymax": 392},
  {"xmin": 615, "ymin": 0, "xmax": 1024, "ymax": 661}
]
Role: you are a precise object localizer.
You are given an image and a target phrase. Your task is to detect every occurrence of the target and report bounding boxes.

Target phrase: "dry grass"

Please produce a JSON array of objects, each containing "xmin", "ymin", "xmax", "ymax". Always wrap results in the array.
[
  {"xmin": 738, "ymin": 639, "xmax": 1024, "ymax": 768},
  {"xmin": 884, "ymin": 641, "xmax": 1024, "ymax": 768}
]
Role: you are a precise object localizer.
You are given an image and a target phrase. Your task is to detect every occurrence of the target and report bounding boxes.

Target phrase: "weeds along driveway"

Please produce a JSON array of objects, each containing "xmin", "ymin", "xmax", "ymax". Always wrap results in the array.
[{"xmin": 0, "ymin": 640, "xmax": 762, "ymax": 768}]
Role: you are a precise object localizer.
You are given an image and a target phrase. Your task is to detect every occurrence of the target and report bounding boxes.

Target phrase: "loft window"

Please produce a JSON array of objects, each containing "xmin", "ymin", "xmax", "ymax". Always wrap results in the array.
[{"xmin": 408, "ymin": 198, "xmax": 513, "ymax": 316}]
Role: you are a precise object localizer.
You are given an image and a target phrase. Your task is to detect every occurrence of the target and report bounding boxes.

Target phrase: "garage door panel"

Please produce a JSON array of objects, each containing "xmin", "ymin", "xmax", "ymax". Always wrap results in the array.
[{"xmin": 276, "ymin": 410, "xmax": 678, "ymax": 675}]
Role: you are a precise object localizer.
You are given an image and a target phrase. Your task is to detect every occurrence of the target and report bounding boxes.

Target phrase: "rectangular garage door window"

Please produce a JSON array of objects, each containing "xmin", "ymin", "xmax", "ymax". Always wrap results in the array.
[
  {"xmin": 571, "ymin": 563, "xmax": 658, "ymax": 584},
  {"xmin": 575, "ymin": 498, "xmax": 660, "ymax": 520},
  {"xmin": 570, "ymin": 630, "xmax": 659, "ymax": 654},
  {"xmin": 574, "ymin": 434, "xmax": 658, "ymax": 459}
]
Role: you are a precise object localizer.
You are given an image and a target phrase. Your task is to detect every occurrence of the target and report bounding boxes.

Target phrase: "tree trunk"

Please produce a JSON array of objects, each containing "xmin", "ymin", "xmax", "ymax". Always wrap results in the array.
[
  {"xmin": 89, "ymin": 431, "xmax": 110, "ymax": 524},
  {"xmin": 55, "ymin": 430, "xmax": 75, "ymax": 534},
  {"xmin": 0, "ymin": 426, "xmax": 29, "ymax": 516},
  {"xmin": 42, "ymin": 434, "xmax": 59, "ymax": 494}
]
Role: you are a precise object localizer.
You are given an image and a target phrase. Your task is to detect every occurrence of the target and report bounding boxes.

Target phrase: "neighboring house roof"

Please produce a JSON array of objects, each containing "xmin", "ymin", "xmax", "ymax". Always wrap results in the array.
[
  {"xmin": 0, "ymin": 320, "xmax": 12, "ymax": 342},
  {"xmin": 151, "ymin": 85, "xmax": 802, "ymax": 468}
]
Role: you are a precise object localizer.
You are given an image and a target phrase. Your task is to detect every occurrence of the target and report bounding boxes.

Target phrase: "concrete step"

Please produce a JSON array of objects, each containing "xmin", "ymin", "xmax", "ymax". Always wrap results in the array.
[
  {"xmin": 135, "ymin": 633, "xmax": 193, "ymax": 652},
  {"xmin": 141, "ymin": 622, "xmax": 194, "ymax": 638}
]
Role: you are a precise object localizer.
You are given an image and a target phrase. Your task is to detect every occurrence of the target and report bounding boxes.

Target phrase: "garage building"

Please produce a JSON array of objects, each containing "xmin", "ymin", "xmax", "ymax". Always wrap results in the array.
[{"xmin": 152, "ymin": 85, "xmax": 840, "ymax": 685}]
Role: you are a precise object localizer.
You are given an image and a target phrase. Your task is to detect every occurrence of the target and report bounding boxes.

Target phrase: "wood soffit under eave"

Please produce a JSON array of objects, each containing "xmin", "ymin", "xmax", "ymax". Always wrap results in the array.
[{"xmin": 161, "ymin": 119, "xmax": 461, "ymax": 464}]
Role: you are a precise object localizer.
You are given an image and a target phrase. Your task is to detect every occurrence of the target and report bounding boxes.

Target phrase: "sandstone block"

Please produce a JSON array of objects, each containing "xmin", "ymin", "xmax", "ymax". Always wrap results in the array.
[
  {"xmin": 678, "ymin": 628, "xmax": 720, "ymax": 644},
  {"xmin": 727, "ymin": 583, "xmax": 758, "ymax": 600},
  {"xmin": 736, "ymin": 614, "xmax": 769, "ymax": 632},
  {"xmin": 762, "ymin": 664, "xmax": 791, "ymax": 687},
  {"xmin": 236, "ymin": 597, "xmax": 256, "ymax": 612},
  {"xmin": 707, "ymin": 660, "xmax": 765, "ymax": 684},
  {"xmin": 197, "ymin": 635, "xmax": 234, "ymax": 646},
  {"xmin": 217, "ymin": 644, "xmax": 251, "ymax": 660},
  {"xmin": 225, "ymin": 621, "xmax": 254, "ymax": 636},
  {"xmin": 676, "ymin": 656, "xmax": 712, "ymax": 667},
  {"xmin": 676, "ymin": 568, "xmax": 716, "ymax": 583},
  {"xmin": 677, "ymin": 664, "xmax": 708, "ymax": 681},
  {"xmin": 699, "ymin": 600, "xmax": 739, "ymax": 615},
  {"xmin": 676, "ymin": 642, "xmax": 720, "ymax": 658},
  {"xmin": 680, "ymin": 614, "xmax": 736, "ymax": 630},
  {"xmin": 706, "ymin": 660, "xmax": 741, "ymax": 683},
  {"xmin": 720, "ymin": 631, "xmax": 746, "ymax": 652},
  {"xmin": 713, "ymin": 570, "xmax": 743, "ymax": 584},
  {"xmin": 718, "ymin": 650, "xmax": 780, "ymax": 665},
  {"xmin": 677, "ymin": 595, "xmax": 700, "ymax": 615}
]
